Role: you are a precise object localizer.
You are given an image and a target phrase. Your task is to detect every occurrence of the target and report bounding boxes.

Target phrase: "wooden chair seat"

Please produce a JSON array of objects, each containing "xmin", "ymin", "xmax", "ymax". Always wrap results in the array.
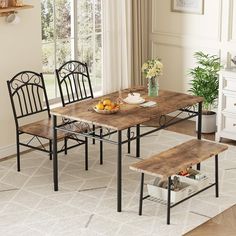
[{"xmin": 19, "ymin": 118, "xmax": 88, "ymax": 140}]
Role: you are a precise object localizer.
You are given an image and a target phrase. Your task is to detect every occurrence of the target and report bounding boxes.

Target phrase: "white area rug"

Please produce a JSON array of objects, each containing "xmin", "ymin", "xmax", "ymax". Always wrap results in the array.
[{"xmin": 0, "ymin": 128, "xmax": 235, "ymax": 236}]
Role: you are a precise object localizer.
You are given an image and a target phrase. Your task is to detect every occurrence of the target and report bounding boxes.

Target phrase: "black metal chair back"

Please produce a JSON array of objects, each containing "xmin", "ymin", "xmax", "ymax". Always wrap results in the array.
[
  {"xmin": 7, "ymin": 71, "xmax": 51, "ymax": 128},
  {"xmin": 56, "ymin": 60, "xmax": 94, "ymax": 106}
]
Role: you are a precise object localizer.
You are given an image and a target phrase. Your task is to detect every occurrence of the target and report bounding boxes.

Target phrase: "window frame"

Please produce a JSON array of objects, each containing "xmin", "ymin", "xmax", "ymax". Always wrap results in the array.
[{"xmin": 41, "ymin": 0, "xmax": 102, "ymax": 104}]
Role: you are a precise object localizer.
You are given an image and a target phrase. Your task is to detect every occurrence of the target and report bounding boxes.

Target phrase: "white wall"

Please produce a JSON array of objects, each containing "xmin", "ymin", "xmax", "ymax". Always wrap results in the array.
[
  {"xmin": 150, "ymin": 0, "xmax": 235, "ymax": 93},
  {"xmin": 0, "ymin": 0, "xmax": 41, "ymax": 158}
]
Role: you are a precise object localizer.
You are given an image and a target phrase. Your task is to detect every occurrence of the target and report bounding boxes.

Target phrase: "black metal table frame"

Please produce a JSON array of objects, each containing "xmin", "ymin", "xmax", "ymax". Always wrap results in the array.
[
  {"xmin": 138, "ymin": 154, "xmax": 219, "ymax": 225},
  {"xmin": 52, "ymin": 102, "xmax": 202, "ymax": 213}
]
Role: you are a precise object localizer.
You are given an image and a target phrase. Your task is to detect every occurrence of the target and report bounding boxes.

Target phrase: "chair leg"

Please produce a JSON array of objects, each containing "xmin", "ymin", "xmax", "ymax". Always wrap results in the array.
[
  {"xmin": 49, "ymin": 140, "xmax": 52, "ymax": 160},
  {"xmin": 85, "ymin": 137, "xmax": 88, "ymax": 171},
  {"xmin": 92, "ymin": 125, "xmax": 96, "ymax": 144},
  {"xmin": 16, "ymin": 133, "xmax": 20, "ymax": 172},
  {"xmin": 100, "ymin": 128, "xmax": 103, "ymax": 165},
  {"xmin": 64, "ymin": 138, "xmax": 68, "ymax": 155}
]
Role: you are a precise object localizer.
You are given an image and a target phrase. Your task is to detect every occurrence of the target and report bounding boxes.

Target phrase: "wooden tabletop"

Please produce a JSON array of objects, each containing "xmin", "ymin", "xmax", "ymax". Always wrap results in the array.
[
  {"xmin": 183, "ymin": 204, "xmax": 236, "ymax": 236},
  {"xmin": 51, "ymin": 87, "xmax": 203, "ymax": 131},
  {"xmin": 130, "ymin": 139, "xmax": 228, "ymax": 178}
]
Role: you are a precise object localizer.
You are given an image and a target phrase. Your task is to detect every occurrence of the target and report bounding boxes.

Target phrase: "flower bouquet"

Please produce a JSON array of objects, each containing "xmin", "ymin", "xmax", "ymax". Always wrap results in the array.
[{"xmin": 142, "ymin": 59, "xmax": 163, "ymax": 97}]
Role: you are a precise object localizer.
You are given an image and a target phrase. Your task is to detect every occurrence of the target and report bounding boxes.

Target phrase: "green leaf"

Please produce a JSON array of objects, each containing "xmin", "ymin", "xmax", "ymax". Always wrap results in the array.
[{"xmin": 188, "ymin": 51, "xmax": 222, "ymax": 111}]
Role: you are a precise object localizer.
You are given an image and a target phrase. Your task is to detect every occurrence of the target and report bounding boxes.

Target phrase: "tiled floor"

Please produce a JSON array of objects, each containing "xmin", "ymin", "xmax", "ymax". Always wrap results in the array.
[{"xmin": 0, "ymin": 128, "xmax": 236, "ymax": 236}]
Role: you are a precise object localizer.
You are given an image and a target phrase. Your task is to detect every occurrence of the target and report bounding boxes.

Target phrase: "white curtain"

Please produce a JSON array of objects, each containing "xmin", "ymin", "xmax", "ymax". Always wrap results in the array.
[
  {"xmin": 102, "ymin": 0, "xmax": 132, "ymax": 94},
  {"xmin": 131, "ymin": 0, "xmax": 149, "ymax": 86}
]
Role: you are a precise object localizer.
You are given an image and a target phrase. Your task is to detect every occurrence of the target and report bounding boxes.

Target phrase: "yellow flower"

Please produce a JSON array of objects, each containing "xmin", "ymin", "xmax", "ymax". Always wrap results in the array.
[
  {"xmin": 142, "ymin": 58, "xmax": 164, "ymax": 78},
  {"xmin": 155, "ymin": 61, "xmax": 163, "ymax": 69},
  {"xmin": 142, "ymin": 63, "xmax": 149, "ymax": 71},
  {"xmin": 147, "ymin": 67, "xmax": 157, "ymax": 78}
]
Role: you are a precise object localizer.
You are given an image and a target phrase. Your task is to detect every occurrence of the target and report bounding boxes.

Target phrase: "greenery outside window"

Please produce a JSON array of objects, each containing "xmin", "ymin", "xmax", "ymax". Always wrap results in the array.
[{"xmin": 41, "ymin": 0, "xmax": 102, "ymax": 102}]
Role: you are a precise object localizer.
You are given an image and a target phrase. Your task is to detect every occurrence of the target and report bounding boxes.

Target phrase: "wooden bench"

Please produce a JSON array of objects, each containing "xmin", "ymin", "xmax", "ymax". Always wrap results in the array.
[
  {"xmin": 183, "ymin": 204, "xmax": 236, "ymax": 236},
  {"xmin": 130, "ymin": 139, "xmax": 228, "ymax": 225}
]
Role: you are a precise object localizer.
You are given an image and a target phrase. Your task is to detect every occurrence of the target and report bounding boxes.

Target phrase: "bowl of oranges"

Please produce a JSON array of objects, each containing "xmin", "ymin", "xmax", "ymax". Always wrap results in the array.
[{"xmin": 94, "ymin": 98, "xmax": 120, "ymax": 114}]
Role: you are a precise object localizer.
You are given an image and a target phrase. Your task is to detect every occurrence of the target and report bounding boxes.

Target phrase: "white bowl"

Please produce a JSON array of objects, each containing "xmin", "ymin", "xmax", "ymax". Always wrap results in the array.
[{"xmin": 123, "ymin": 96, "xmax": 145, "ymax": 104}]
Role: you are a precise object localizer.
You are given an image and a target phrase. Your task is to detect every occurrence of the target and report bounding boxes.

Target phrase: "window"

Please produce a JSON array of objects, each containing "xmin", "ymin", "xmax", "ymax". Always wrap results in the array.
[{"xmin": 41, "ymin": 0, "xmax": 102, "ymax": 101}]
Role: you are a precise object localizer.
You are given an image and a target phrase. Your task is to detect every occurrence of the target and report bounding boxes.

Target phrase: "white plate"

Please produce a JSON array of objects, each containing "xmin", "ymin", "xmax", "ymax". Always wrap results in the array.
[{"xmin": 123, "ymin": 97, "xmax": 145, "ymax": 104}]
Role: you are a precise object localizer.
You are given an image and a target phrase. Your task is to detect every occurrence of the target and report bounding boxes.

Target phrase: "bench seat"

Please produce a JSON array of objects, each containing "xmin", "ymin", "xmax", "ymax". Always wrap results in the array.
[
  {"xmin": 130, "ymin": 139, "xmax": 228, "ymax": 178},
  {"xmin": 130, "ymin": 139, "xmax": 228, "ymax": 225}
]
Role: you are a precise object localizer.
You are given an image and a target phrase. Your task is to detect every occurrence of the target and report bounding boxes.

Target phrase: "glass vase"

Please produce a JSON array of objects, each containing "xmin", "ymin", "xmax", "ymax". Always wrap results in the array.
[{"xmin": 148, "ymin": 77, "xmax": 159, "ymax": 97}]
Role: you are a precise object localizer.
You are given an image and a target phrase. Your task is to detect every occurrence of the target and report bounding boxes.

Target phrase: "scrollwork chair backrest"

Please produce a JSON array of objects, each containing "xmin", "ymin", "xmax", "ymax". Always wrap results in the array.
[
  {"xmin": 56, "ymin": 60, "xmax": 94, "ymax": 106},
  {"xmin": 7, "ymin": 71, "xmax": 51, "ymax": 128}
]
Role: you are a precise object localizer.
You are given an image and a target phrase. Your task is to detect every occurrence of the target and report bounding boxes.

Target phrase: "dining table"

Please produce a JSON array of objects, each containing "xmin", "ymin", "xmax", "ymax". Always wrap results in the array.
[{"xmin": 51, "ymin": 87, "xmax": 204, "ymax": 212}]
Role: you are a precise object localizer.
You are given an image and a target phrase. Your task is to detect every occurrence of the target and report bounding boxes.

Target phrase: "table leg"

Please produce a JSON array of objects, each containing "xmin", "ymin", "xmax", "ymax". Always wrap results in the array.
[
  {"xmin": 53, "ymin": 115, "xmax": 58, "ymax": 191},
  {"xmin": 215, "ymin": 154, "xmax": 219, "ymax": 198},
  {"xmin": 136, "ymin": 125, "xmax": 140, "ymax": 158},
  {"xmin": 49, "ymin": 140, "xmax": 52, "ymax": 160},
  {"xmin": 139, "ymin": 173, "xmax": 144, "ymax": 216},
  {"xmin": 85, "ymin": 136, "xmax": 88, "ymax": 171},
  {"xmin": 100, "ymin": 128, "xmax": 103, "ymax": 165},
  {"xmin": 117, "ymin": 130, "xmax": 122, "ymax": 212},
  {"xmin": 92, "ymin": 125, "xmax": 96, "ymax": 144},
  {"xmin": 167, "ymin": 176, "xmax": 171, "ymax": 225},
  {"xmin": 197, "ymin": 102, "xmax": 202, "ymax": 171},
  {"xmin": 127, "ymin": 128, "xmax": 131, "ymax": 154}
]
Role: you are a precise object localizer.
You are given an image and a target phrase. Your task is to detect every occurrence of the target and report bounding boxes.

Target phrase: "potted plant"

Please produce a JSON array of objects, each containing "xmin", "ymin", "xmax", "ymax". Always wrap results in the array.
[{"xmin": 189, "ymin": 51, "xmax": 222, "ymax": 133}]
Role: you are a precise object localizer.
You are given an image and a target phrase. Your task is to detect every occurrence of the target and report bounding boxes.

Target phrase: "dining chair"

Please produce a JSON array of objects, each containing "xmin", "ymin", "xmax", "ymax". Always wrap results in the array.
[
  {"xmin": 7, "ymin": 71, "xmax": 88, "ymax": 172},
  {"xmin": 56, "ymin": 60, "xmax": 103, "ymax": 165}
]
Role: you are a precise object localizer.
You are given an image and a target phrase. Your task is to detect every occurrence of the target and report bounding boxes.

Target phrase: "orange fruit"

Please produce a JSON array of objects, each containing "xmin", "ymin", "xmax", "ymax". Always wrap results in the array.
[
  {"xmin": 110, "ymin": 102, "xmax": 115, "ymax": 109},
  {"xmin": 96, "ymin": 102, "xmax": 104, "ymax": 110},
  {"xmin": 104, "ymin": 105, "xmax": 112, "ymax": 111},
  {"xmin": 103, "ymin": 99, "xmax": 111, "ymax": 106}
]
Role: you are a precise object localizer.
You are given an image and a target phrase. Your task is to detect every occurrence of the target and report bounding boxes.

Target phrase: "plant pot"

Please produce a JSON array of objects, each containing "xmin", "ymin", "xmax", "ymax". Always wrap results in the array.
[{"xmin": 196, "ymin": 111, "xmax": 217, "ymax": 133}]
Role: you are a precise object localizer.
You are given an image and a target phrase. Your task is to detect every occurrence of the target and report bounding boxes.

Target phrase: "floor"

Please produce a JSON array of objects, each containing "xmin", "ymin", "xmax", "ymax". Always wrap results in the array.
[
  {"xmin": 0, "ymin": 127, "xmax": 236, "ymax": 236},
  {"xmin": 163, "ymin": 118, "xmax": 236, "ymax": 146}
]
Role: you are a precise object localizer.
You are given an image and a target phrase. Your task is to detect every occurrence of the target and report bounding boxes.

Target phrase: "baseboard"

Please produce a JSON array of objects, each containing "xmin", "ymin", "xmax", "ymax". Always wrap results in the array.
[
  {"xmin": 0, "ymin": 138, "xmax": 49, "ymax": 160},
  {"xmin": 0, "ymin": 143, "xmax": 18, "ymax": 159}
]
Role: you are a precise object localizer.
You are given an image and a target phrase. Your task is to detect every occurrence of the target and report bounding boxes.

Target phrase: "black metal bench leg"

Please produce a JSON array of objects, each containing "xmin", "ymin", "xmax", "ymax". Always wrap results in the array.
[
  {"xmin": 139, "ymin": 173, "xmax": 144, "ymax": 215},
  {"xmin": 197, "ymin": 163, "xmax": 201, "ymax": 170},
  {"xmin": 215, "ymin": 154, "xmax": 219, "ymax": 198},
  {"xmin": 100, "ymin": 128, "xmax": 103, "ymax": 165},
  {"xmin": 16, "ymin": 132, "xmax": 20, "ymax": 171},
  {"xmin": 167, "ymin": 176, "xmax": 171, "ymax": 225},
  {"xmin": 49, "ymin": 140, "xmax": 52, "ymax": 160},
  {"xmin": 127, "ymin": 128, "xmax": 131, "ymax": 154},
  {"xmin": 85, "ymin": 137, "xmax": 88, "ymax": 171}
]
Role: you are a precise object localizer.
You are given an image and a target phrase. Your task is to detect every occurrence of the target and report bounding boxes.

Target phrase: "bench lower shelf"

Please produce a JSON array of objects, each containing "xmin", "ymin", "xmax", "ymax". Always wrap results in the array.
[
  {"xmin": 147, "ymin": 174, "xmax": 210, "ymax": 204},
  {"xmin": 144, "ymin": 183, "xmax": 216, "ymax": 207}
]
